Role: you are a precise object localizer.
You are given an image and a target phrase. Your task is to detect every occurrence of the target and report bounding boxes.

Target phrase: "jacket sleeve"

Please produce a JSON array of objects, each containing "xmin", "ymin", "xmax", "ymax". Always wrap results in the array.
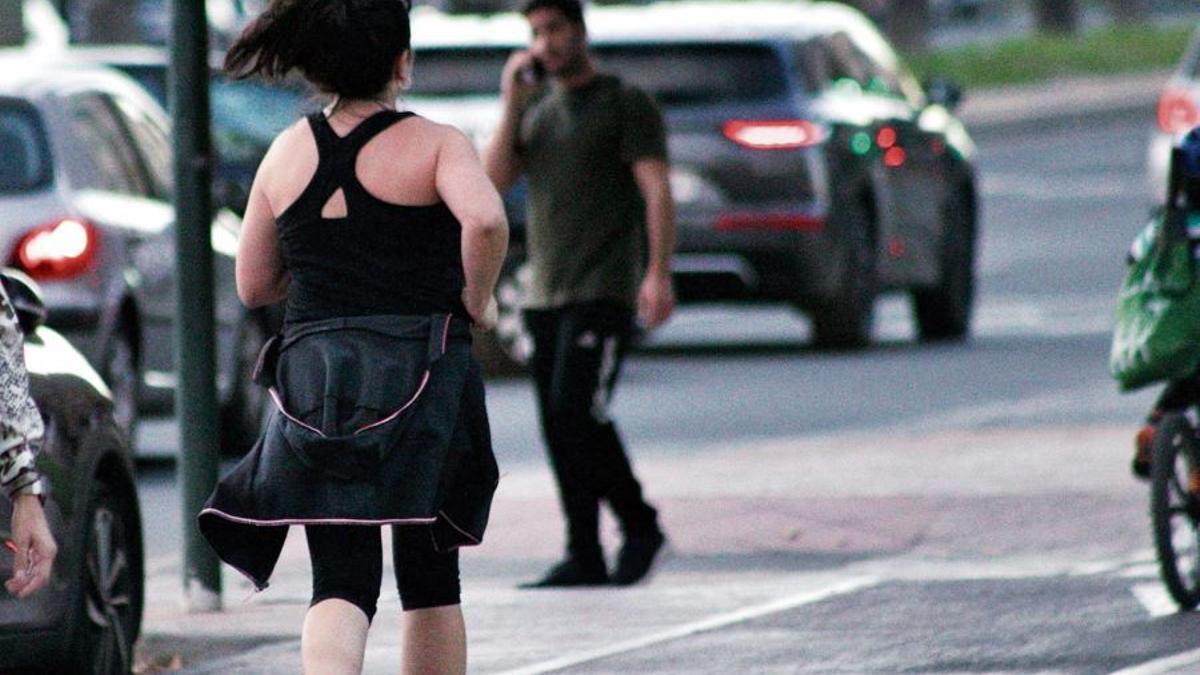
[{"xmin": 0, "ymin": 282, "xmax": 46, "ymax": 501}]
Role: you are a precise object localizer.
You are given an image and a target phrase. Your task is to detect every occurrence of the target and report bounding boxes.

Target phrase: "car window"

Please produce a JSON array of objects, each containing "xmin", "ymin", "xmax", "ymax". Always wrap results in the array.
[
  {"xmin": 0, "ymin": 103, "xmax": 52, "ymax": 194},
  {"xmin": 593, "ymin": 43, "xmax": 792, "ymax": 105},
  {"xmin": 109, "ymin": 92, "xmax": 174, "ymax": 198},
  {"xmin": 409, "ymin": 47, "xmax": 512, "ymax": 98},
  {"xmin": 210, "ymin": 76, "xmax": 314, "ymax": 160},
  {"xmin": 824, "ymin": 33, "xmax": 871, "ymax": 89},
  {"xmin": 822, "ymin": 32, "xmax": 920, "ymax": 105},
  {"xmin": 110, "ymin": 63, "xmax": 169, "ymax": 105},
  {"xmin": 410, "ymin": 43, "xmax": 794, "ymax": 105},
  {"xmin": 62, "ymin": 92, "xmax": 150, "ymax": 195}
]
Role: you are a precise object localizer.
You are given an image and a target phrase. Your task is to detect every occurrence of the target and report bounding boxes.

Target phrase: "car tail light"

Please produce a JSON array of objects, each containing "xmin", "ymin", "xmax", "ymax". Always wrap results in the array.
[
  {"xmin": 716, "ymin": 212, "xmax": 825, "ymax": 232},
  {"xmin": 13, "ymin": 218, "xmax": 100, "ymax": 281},
  {"xmin": 722, "ymin": 120, "xmax": 822, "ymax": 150},
  {"xmin": 1157, "ymin": 86, "xmax": 1200, "ymax": 134}
]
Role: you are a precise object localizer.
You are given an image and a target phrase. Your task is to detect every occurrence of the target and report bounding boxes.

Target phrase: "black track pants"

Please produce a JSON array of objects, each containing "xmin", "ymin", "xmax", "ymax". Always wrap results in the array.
[{"xmin": 524, "ymin": 302, "xmax": 659, "ymax": 560}]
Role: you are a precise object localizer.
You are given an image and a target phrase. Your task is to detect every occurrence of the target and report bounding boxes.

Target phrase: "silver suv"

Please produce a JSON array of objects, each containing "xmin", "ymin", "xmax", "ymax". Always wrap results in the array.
[{"xmin": 410, "ymin": 0, "xmax": 979, "ymax": 360}]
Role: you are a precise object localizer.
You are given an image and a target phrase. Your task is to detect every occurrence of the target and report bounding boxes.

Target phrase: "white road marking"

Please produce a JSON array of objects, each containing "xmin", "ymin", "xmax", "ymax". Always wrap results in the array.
[
  {"xmin": 1109, "ymin": 647, "xmax": 1200, "ymax": 675},
  {"xmin": 1119, "ymin": 563, "xmax": 1161, "ymax": 580},
  {"xmin": 496, "ymin": 575, "xmax": 881, "ymax": 675},
  {"xmin": 1131, "ymin": 582, "xmax": 1180, "ymax": 619}
]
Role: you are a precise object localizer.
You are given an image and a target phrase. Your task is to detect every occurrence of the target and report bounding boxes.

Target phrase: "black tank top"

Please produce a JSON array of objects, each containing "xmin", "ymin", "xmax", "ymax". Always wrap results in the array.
[{"xmin": 276, "ymin": 110, "xmax": 467, "ymax": 324}]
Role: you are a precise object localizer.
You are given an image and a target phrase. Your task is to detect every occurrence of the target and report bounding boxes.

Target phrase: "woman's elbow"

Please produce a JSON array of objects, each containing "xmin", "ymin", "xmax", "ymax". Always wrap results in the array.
[
  {"xmin": 237, "ymin": 277, "xmax": 277, "ymax": 309},
  {"xmin": 237, "ymin": 286, "xmax": 268, "ymax": 309},
  {"xmin": 464, "ymin": 208, "xmax": 509, "ymax": 241}
]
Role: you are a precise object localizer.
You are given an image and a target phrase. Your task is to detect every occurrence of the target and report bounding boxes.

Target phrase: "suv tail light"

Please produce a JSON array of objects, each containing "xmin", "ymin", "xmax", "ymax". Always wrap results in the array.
[
  {"xmin": 13, "ymin": 218, "xmax": 100, "ymax": 281},
  {"xmin": 1157, "ymin": 86, "xmax": 1200, "ymax": 135},
  {"xmin": 723, "ymin": 120, "xmax": 822, "ymax": 150}
]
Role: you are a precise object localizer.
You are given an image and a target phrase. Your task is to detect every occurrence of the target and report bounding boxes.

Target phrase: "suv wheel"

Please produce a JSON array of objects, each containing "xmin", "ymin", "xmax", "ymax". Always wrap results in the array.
[
  {"xmin": 472, "ymin": 244, "xmax": 531, "ymax": 377},
  {"xmin": 913, "ymin": 190, "xmax": 975, "ymax": 341},
  {"xmin": 65, "ymin": 484, "xmax": 142, "ymax": 675},
  {"xmin": 221, "ymin": 316, "xmax": 269, "ymax": 455},
  {"xmin": 102, "ymin": 329, "xmax": 138, "ymax": 444},
  {"xmin": 810, "ymin": 199, "xmax": 876, "ymax": 349}
]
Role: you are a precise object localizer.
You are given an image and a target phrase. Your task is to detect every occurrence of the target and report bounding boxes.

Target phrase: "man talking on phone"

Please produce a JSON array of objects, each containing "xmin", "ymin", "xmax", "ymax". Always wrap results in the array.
[{"xmin": 484, "ymin": 0, "xmax": 677, "ymax": 587}]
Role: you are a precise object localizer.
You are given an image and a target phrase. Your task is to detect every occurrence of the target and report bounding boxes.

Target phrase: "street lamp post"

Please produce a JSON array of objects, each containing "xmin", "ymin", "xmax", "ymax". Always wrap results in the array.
[{"xmin": 169, "ymin": 0, "xmax": 223, "ymax": 612}]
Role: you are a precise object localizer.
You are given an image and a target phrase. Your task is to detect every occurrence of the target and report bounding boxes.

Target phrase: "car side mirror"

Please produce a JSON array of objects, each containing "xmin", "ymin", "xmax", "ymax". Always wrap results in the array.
[
  {"xmin": 924, "ymin": 78, "xmax": 963, "ymax": 113},
  {"xmin": 2, "ymin": 268, "xmax": 48, "ymax": 334}
]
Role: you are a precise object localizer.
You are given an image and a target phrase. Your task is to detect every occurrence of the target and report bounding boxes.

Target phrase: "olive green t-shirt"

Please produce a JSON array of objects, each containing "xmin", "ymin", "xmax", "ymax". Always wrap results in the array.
[{"xmin": 517, "ymin": 74, "xmax": 667, "ymax": 310}]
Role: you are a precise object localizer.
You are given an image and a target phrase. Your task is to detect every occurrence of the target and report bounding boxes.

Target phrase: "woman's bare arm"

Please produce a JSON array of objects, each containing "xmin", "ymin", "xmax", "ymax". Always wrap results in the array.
[{"xmin": 436, "ymin": 128, "xmax": 509, "ymax": 327}]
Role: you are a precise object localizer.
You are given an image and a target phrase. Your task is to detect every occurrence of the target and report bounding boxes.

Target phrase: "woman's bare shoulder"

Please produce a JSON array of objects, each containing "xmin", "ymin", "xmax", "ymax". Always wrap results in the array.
[
  {"xmin": 403, "ymin": 115, "xmax": 471, "ymax": 146},
  {"xmin": 264, "ymin": 118, "xmax": 315, "ymax": 162}
]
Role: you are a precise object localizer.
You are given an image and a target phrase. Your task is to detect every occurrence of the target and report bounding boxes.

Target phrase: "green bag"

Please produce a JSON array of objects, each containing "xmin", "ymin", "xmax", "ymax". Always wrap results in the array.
[{"xmin": 1109, "ymin": 207, "xmax": 1200, "ymax": 391}]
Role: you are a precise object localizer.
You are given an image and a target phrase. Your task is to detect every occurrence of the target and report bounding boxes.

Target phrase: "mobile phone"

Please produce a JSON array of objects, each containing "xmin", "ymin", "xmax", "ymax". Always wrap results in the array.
[{"xmin": 522, "ymin": 59, "xmax": 546, "ymax": 84}]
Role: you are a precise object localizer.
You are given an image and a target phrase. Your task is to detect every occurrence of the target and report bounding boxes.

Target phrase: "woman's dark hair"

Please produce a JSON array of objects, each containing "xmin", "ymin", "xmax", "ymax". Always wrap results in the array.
[
  {"xmin": 225, "ymin": 0, "xmax": 411, "ymax": 99},
  {"xmin": 521, "ymin": 0, "xmax": 584, "ymax": 26}
]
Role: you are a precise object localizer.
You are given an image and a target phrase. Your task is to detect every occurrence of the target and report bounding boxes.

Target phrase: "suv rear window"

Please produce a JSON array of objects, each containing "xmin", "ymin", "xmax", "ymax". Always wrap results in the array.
[
  {"xmin": 595, "ymin": 43, "xmax": 791, "ymax": 105},
  {"xmin": 411, "ymin": 42, "xmax": 792, "ymax": 105},
  {"xmin": 411, "ymin": 47, "xmax": 510, "ymax": 98},
  {"xmin": 0, "ymin": 104, "xmax": 51, "ymax": 194}
]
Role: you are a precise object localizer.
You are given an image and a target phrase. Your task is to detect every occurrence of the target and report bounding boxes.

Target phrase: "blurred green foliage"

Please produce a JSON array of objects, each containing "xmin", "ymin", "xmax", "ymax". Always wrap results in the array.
[{"xmin": 905, "ymin": 22, "xmax": 1194, "ymax": 88}]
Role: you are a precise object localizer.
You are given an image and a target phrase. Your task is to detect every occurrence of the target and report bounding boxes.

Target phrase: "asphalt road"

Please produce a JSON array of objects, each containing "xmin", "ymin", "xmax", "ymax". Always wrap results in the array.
[{"xmin": 136, "ymin": 107, "xmax": 1193, "ymax": 673}]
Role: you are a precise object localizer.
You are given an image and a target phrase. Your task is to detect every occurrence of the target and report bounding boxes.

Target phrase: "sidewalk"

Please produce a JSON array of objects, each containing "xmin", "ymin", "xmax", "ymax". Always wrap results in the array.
[
  {"xmin": 133, "ymin": 421, "xmax": 1156, "ymax": 674},
  {"xmin": 955, "ymin": 68, "xmax": 1169, "ymax": 131}
]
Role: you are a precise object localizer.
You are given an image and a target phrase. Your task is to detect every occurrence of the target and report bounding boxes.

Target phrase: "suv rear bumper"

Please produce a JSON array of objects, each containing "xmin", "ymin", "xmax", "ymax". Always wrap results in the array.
[{"xmin": 674, "ymin": 206, "xmax": 841, "ymax": 305}]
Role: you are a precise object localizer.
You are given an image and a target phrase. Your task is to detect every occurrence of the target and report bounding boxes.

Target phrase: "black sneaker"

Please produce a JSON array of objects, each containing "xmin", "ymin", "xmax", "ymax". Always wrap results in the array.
[
  {"xmin": 518, "ymin": 557, "xmax": 609, "ymax": 589},
  {"xmin": 612, "ymin": 531, "xmax": 668, "ymax": 586}
]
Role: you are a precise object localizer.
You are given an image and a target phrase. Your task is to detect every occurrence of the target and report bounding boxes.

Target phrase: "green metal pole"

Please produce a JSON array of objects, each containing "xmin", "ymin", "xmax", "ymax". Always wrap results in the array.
[{"xmin": 169, "ymin": 0, "xmax": 222, "ymax": 611}]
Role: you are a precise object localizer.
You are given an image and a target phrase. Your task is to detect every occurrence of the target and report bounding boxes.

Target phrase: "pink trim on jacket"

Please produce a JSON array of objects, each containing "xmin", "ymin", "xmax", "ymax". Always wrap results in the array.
[{"xmin": 199, "ymin": 507, "xmax": 437, "ymax": 527}]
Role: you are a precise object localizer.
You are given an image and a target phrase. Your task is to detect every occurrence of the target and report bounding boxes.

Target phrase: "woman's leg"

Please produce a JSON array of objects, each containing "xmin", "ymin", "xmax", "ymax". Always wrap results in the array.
[
  {"xmin": 393, "ymin": 525, "xmax": 465, "ymax": 674},
  {"xmin": 303, "ymin": 525, "xmax": 383, "ymax": 674},
  {"xmin": 402, "ymin": 605, "xmax": 466, "ymax": 675},
  {"xmin": 302, "ymin": 599, "xmax": 370, "ymax": 675}
]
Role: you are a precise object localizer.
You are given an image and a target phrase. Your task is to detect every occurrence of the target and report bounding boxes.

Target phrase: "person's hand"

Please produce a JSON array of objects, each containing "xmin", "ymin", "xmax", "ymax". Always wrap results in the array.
[
  {"xmin": 499, "ymin": 49, "xmax": 540, "ymax": 106},
  {"xmin": 6, "ymin": 495, "xmax": 56, "ymax": 599},
  {"xmin": 637, "ymin": 270, "xmax": 675, "ymax": 330},
  {"xmin": 464, "ymin": 291, "xmax": 499, "ymax": 332}
]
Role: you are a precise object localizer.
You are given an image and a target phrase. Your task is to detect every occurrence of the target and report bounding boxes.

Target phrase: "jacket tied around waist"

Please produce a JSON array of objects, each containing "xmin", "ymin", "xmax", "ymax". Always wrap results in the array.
[{"xmin": 198, "ymin": 313, "xmax": 498, "ymax": 591}]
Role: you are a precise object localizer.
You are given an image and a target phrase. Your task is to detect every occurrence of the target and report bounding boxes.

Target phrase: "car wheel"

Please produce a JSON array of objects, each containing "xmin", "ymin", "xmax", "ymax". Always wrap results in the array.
[
  {"xmin": 65, "ymin": 484, "xmax": 142, "ymax": 675},
  {"xmin": 810, "ymin": 198, "xmax": 876, "ymax": 349},
  {"xmin": 221, "ymin": 315, "xmax": 270, "ymax": 455},
  {"xmin": 472, "ymin": 244, "xmax": 531, "ymax": 377},
  {"xmin": 913, "ymin": 190, "xmax": 975, "ymax": 342},
  {"xmin": 102, "ymin": 329, "xmax": 139, "ymax": 444}
]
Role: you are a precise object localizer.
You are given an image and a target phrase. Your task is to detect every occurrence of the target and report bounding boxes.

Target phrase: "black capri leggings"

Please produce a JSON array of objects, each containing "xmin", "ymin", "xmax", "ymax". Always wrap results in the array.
[{"xmin": 305, "ymin": 524, "xmax": 460, "ymax": 622}]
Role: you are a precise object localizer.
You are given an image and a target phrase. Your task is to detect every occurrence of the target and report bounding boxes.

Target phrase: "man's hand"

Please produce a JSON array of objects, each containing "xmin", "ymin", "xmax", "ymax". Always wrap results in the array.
[
  {"xmin": 6, "ymin": 494, "xmax": 56, "ymax": 599},
  {"xmin": 499, "ymin": 49, "xmax": 541, "ymax": 106},
  {"xmin": 637, "ymin": 270, "xmax": 675, "ymax": 330}
]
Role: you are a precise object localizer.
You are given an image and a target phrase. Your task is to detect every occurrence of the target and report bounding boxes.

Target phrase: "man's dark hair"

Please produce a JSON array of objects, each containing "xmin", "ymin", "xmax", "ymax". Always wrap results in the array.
[
  {"xmin": 521, "ymin": 0, "xmax": 585, "ymax": 25},
  {"xmin": 224, "ymin": 0, "xmax": 411, "ymax": 99}
]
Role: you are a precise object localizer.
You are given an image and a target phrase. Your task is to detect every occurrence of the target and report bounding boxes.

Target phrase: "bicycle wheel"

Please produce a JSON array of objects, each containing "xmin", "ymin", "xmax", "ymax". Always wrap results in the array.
[{"xmin": 1151, "ymin": 413, "xmax": 1200, "ymax": 610}]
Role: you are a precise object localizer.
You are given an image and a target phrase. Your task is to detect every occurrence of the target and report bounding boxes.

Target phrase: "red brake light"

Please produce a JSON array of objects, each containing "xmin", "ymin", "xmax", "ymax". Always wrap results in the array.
[
  {"xmin": 14, "ymin": 218, "xmax": 100, "ymax": 281},
  {"xmin": 876, "ymin": 126, "xmax": 898, "ymax": 149},
  {"xmin": 1157, "ymin": 87, "xmax": 1200, "ymax": 134},
  {"xmin": 884, "ymin": 146, "xmax": 907, "ymax": 168},
  {"xmin": 723, "ymin": 120, "xmax": 822, "ymax": 150}
]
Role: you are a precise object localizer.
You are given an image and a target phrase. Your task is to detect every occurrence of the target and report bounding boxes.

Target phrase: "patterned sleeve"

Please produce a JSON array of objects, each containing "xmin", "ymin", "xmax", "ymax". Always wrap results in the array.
[{"xmin": 0, "ymin": 281, "xmax": 46, "ymax": 501}]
